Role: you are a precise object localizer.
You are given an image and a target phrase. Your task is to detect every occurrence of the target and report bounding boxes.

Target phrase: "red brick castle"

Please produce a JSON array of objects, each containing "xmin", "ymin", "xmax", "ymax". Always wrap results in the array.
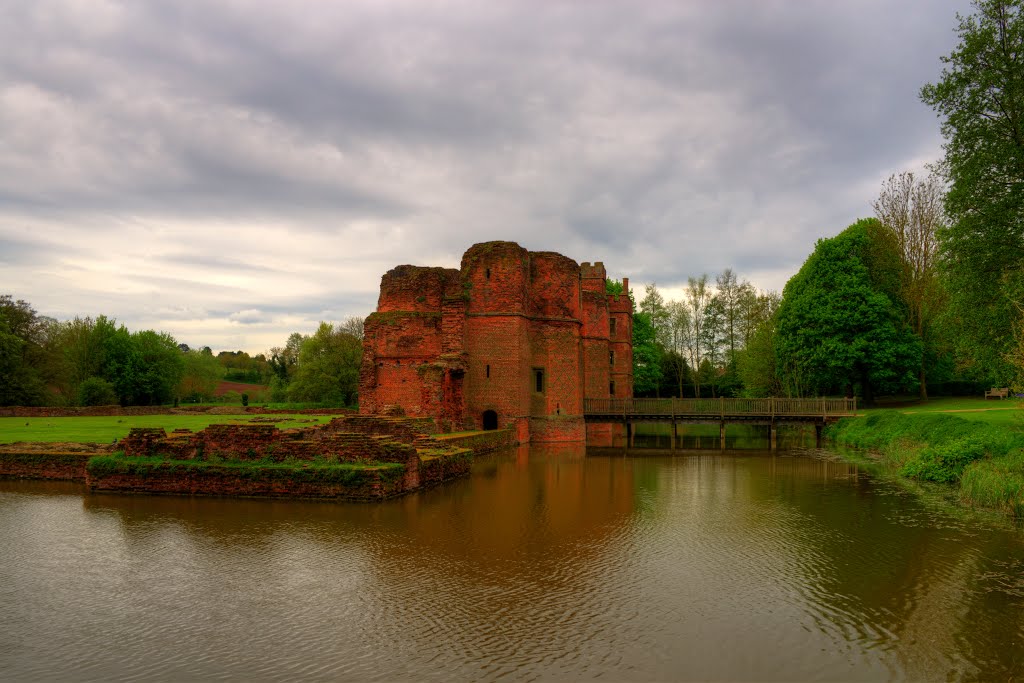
[{"xmin": 359, "ymin": 241, "xmax": 633, "ymax": 443}]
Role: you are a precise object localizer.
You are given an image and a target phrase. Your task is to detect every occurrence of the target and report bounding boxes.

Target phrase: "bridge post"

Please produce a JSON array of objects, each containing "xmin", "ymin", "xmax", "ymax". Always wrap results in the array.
[
  {"xmin": 672, "ymin": 420, "xmax": 677, "ymax": 450},
  {"xmin": 815, "ymin": 423, "xmax": 823, "ymax": 448},
  {"xmin": 770, "ymin": 421, "xmax": 777, "ymax": 450},
  {"xmin": 719, "ymin": 421, "xmax": 725, "ymax": 449}
]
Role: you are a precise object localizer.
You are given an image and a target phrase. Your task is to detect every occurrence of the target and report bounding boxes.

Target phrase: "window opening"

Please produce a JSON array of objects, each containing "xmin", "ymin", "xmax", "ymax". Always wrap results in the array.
[
  {"xmin": 610, "ymin": 381, "xmax": 616, "ymax": 397},
  {"xmin": 486, "ymin": 364, "xmax": 490, "ymax": 379},
  {"xmin": 534, "ymin": 368, "xmax": 545, "ymax": 393},
  {"xmin": 609, "ymin": 318, "xmax": 616, "ymax": 335},
  {"xmin": 482, "ymin": 410, "xmax": 498, "ymax": 430},
  {"xmin": 485, "ymin": 268, "xmax": 491, "ymax": 280},
  {"xmin": 610, "ymin": 350, "xmax": 615, "ymax": 366}
]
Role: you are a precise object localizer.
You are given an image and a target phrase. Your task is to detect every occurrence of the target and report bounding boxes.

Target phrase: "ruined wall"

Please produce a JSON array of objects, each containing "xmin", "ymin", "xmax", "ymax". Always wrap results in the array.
[
  {"xmin": 609, "ymin": 286, "xmax": 634, "ymax": 397},
  {"xmin": 376, "ymin": 265, "xmax": 460, "ymax": 313},
  {"xmin": 0, "ymin": 451, "xmax": 95, "ymax": 480},
  {"xmin": 581, "ymin": 286, "xmax": 611, "ymax": 402},
  {"xmin": 87, "ymin": 466, "xmax": 408, "ymax": 500}
]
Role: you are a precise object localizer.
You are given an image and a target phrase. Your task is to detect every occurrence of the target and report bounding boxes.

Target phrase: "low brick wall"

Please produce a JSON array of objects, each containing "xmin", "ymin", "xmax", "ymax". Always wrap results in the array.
[
  {"xmin": 0, "ymin": 451, "xmax": 95, "ymax": 481},
  {"xmin": 120, "ymin": 424, "xmax": 421, "ymax": 466},
  {"xmin": 2, "ymin": 416, "xmax": 476, "ymax": 500},
  {"xmin": 86, "ymin": 462, "xmax": 407, "ymax": 500}
]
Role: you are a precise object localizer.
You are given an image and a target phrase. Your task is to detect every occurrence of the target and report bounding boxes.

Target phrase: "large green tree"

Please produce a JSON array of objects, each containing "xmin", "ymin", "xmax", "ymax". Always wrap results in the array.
[
  {"xmin": 179, "ymin": 349, "xmax": 224, "ymax": 402},
  {"xmin": 631, "ymin": 311, "xmax": 663, "ymax": 396},
  {"xmin": 0, "ymin": 296, "xmax": 50, "ymax": 406},
  {"xmin": 288, "ymin": 322, "xmax": 363, "ymax": 405},
  {"xmin": 775, "ymin": 219, "xmax": 921, "ymax": 404},
  {"xmin": 872, "ymin": 171, "xmax": 947, "ymax": 398},
  {"xmin": 921, "ymin": 0, "xmax": 1024, "ymax": 383},
  {"xmin": 736, "ymin": 291, "xmax": 782, "ymax": 397}
]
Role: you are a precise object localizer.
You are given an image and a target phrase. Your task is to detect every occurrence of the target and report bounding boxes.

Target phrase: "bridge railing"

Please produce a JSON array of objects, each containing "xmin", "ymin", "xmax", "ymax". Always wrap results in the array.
[{"xmin": 583, "ymin": 397, "xmax": 857, "ymax": 418}]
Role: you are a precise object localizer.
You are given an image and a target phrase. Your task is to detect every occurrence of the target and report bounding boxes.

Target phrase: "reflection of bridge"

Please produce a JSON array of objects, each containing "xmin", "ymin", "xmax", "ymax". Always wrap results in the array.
[{"xmin": 583, "ymin": 397, "xmax": 858, "ymax": 449}]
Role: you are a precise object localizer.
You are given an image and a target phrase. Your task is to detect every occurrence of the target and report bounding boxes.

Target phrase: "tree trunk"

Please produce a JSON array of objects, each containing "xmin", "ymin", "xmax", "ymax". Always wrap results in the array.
[
  {"xmin": 919, "ymin": 366, "xmax": 928, "ymax": 401},
  {"xmin": 859, "ymin": 366, "xmax": 874, "ymax": 407}
]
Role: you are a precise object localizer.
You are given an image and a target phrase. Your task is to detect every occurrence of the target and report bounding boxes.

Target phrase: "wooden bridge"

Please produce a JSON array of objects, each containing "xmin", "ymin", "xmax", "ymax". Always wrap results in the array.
[{"xmin": 583, "ymin": 397, "xmax": 858, "ymax": 449}]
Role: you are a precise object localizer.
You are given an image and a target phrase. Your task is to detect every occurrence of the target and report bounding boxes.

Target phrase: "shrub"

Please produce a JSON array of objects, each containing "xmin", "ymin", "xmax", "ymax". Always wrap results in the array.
[
  {"xmin": 900, "ymin": 437, "xmax": 989, "ymax": 483},
  {"xmin": 960, "ymin": 450, "xmax": 1024, "ymax": 517},
  {"xmin": 78, "ymin": 377, "xmax": 119, "ymax": 407}
]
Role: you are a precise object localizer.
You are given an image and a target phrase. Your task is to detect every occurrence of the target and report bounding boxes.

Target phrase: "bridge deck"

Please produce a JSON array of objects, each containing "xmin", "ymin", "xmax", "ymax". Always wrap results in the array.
[{"xmin": 583, "ymin": 397, "xmax": 857, "ymax": 424}]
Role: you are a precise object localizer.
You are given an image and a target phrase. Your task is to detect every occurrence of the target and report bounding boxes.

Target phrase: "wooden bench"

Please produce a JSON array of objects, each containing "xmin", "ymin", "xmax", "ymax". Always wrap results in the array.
[{"xmin": 984, "ymin": 387, "xmax": 1009, "ymax": 400}]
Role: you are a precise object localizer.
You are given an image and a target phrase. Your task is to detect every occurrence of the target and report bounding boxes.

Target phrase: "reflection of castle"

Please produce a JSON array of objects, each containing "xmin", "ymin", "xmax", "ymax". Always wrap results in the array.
[{"xmin": 359, "ymin": 242, "xmax": 633, "ymax": 443}]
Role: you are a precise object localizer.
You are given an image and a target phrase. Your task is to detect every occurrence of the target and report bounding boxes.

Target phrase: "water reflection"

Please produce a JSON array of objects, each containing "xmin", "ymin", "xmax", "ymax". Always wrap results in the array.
[{"xmin": 0, "ymin": 448, "xmax": 1022, "ymax": 681}]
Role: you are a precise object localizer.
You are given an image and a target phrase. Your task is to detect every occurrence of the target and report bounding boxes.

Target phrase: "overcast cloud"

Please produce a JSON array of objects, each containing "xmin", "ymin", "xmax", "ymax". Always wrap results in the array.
[{"xmin": 0, "ymin": 0, "xmax": 971, "ymax": 353}]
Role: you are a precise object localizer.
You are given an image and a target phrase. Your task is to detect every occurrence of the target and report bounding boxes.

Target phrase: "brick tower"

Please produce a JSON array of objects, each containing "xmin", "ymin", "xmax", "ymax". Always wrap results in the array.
[{"xmin": 359, "ymin": 241, "xmax": 632, "ymax": 443}]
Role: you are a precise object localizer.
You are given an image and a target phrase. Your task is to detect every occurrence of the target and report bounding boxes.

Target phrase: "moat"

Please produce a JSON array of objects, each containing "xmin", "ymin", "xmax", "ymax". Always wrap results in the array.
[{"xmin": 2, "ymin": 442, "xmax": 1022, "ymax": 681}]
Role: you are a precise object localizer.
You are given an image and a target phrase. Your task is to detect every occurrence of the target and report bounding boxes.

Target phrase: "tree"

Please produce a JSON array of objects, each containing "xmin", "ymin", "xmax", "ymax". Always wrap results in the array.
[
  {"xmin": 872, "ymin": 171, "xmax": 946, "ymax": 398},
  {"xmin": 714, "ymin": 269, "xmax": 756, "ymax": 369},
  {"xmin": 920, "ymin": 0, "xmax": 1024, "ymax": 383},
  {"xmin": 77, "ymin": 377, "xmax": 118, "ymax": 406},
  {"xmin": 639, "ymin": 284, "xmax": 670, "ymax": 349},
  {"xmin": 287, "ymin": 323, "xmax": 362, "ymax": 405},
  {"xmin": 700, "ymin": 294, "xmax": 726, "ymax": 397},
  {"xmin": 340, "ymin": 316, "xmax": 365, "ymax": 339},
  {"xmin": 0, "ymin": 296, "xmax": 50, "ymax": 406},
  {"xmin": 665, "ymin": 301, "xmax": 691, "ymax": 397},
  {"xmin": 179, "ymin": 349, "xmax": 224, "ymax": 402},
  {"xmin": 683, "ymin": 275, "xmax": 711, "ymax": 397},
  {"xmin": 129, "ymin": 330, "xmax": 185, "ymax": 405},
  {"xmin": 775, "ymin": 219, "xmax": 922, "ymax": 404},
  {"xmin": 631, "ymin": 311, "xmax": 663, "ymax": 396}
]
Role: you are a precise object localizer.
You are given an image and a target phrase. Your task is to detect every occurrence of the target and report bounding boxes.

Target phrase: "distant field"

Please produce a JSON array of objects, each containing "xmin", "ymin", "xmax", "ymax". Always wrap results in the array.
[
  {"xmin": 868, "ymin": 396, "xmax": 1022, "ymax": 429},
  {"xmin": 0, "ymin": 414, "xmax": 333, "ymax": 444}
]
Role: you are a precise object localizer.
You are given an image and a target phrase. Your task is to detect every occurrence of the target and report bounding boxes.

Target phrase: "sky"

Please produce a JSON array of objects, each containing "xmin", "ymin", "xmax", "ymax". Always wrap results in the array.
[{"xmin": 0, "ymin": 0, "xmax": 973, "ymax": 354}]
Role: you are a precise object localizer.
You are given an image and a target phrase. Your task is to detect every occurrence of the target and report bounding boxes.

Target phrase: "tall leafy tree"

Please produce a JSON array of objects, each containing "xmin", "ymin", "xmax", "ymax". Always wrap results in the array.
[
  {"xmin": 683, "ymin": 275, "xmax": 711, "ymax": 397},
  {"xmin": 639, "ymin": 284, "xmax": 670, "ymax": 348},
  {"xmin": 665, "ymin": 300, "xmax": 691, "ymax": 397},
  {"xmin": 714, "ymin": 269, "xmax": 756, "ymax": 369},
  {"xmin": 179, "ymin": 349, "xmax": 224, "ymax": 402},
  {"xmin": 920, "ymin": 0, "xmax": 1024, "ymax": 383},
  {"xmin": 129, "ymin": 330, "xmax": 185, "ymax": 405},
  {"xmin": 288, "ymin": 323, "xmax": 363, "ymax": 405},
  {"xmin": 0, "ymin": 296, "xmax": 50, "ymax": 406},
  {"xmin": 631, "ymin": 311, "xmax": 663, "ymax": 396},
  {"xmin": 872, "ymin": 171, "xmax": 947, "ymax": 397},
  {"xmin": 775, "ymin": 219, "xmax": 921, "ymax": 404}
]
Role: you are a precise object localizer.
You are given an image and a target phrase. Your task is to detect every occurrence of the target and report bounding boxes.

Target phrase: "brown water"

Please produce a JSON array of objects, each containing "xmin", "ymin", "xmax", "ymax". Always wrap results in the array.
[{"xmin": 1, "ymin": 445, "xmax": 1023, "ymax": 681}]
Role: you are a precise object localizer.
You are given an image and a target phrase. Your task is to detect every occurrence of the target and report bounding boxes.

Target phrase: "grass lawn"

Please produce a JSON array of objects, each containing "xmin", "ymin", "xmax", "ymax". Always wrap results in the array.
[
  {"xmin": 0, "ymin": 414, "xmax": 334, "ymax": 444},
  {"xmin": 866, "ymin": 396, "xmax": 1023, "ymax": 430}
]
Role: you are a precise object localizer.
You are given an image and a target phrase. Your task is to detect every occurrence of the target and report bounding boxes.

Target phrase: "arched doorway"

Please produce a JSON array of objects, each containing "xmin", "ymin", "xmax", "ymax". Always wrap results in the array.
[{"xmin": 482, "ymin": 410, "xmax": 498, "ymax": 430}]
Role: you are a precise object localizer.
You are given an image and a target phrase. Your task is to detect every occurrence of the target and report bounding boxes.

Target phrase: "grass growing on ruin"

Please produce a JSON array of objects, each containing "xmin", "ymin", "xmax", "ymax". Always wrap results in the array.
[
  {"xmin": 87, "ymin": 452, "xmax": 406, "ymax": 485},
  {"xmin": 0, "ymin": 415, "xmax": 333, "ymax": 444},
  {"xmin": 826, "ymin": 410, "xmax": 1024, "ymax": 517}
]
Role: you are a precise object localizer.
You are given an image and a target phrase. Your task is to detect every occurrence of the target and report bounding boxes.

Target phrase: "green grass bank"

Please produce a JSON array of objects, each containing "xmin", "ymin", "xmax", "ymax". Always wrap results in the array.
[
  {"xmin": 0, "ymin": 414, "xmax": 333, "ymax": 444},
  {"xmin": 826, "ymin": 408, "xmax": 1024, "ymax": 517}
]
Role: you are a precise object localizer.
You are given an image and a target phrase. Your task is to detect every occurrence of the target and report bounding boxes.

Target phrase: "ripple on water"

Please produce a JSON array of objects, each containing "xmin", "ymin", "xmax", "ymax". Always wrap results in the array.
[{"xmin": 2, "ymin": 453, "xmax": 1024, "ymax": 681}]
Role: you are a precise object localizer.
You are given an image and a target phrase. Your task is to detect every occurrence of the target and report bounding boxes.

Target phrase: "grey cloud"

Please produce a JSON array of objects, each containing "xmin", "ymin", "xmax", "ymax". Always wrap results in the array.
[{"xmin": 0, "ymin": 0, "xmax": 976, "ymax": 350}]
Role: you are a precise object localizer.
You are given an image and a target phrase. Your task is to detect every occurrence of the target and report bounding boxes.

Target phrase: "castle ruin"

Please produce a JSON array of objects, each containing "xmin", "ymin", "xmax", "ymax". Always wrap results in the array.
[{"xmin": 359, "ymin": 241, "xmax": 633, "ymax": 443}]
